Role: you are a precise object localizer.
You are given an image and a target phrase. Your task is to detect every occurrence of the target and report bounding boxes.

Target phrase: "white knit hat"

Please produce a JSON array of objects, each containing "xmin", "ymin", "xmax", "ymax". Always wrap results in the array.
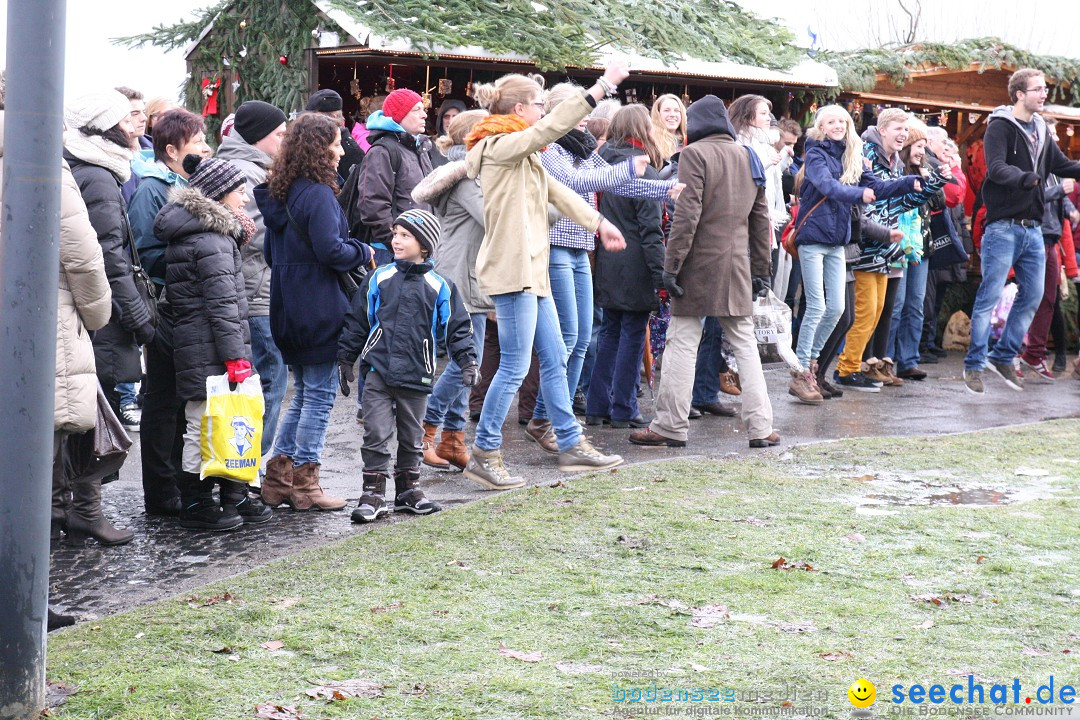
[{"xmin": 64, "ymin": 90, "xmax": 131, "ymax": 132}]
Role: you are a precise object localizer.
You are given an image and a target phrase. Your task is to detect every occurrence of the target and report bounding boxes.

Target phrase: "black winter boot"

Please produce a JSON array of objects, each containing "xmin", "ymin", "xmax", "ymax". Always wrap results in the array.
[
  {"xmin": 219, "ymin": 479, "xmax": 272, "ymax": 524},
  {"xmin": 394, "ymin": 467, "xmax": 442, "ymax": 515},
  {"xmin": 351, "ymin": 472, "xmax": 389, "ymax": 524},
  {"xmin": 48, "ymin": 607, "xmax": 76, "ymax": 632},
  {"xmin": 52, "ymin": 447, "xmax": 69, "ymax": 543},
  {"xmin": 66, "ymin": 475, "xmax": 134, "ymax": 546},
  {"xmin": 178, "ymin": 472, "xmax": 242, "ymax": 532}
]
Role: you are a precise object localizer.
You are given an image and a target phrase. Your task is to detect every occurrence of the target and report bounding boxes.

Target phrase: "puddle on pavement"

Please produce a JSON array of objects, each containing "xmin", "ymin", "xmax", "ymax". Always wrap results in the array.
[{"xmin": 845, "ymin": 469, "xmax": 1070, "ymax": 508}]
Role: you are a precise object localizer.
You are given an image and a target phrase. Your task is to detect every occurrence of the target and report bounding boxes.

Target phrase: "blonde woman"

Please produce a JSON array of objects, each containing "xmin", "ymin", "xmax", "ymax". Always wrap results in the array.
[
  {"xmin": 651, "ymin": 94, "xmax": 686, "ymax": 163},
  {"xmin": 462, "ymin": 62, "xmax": 629, "ymax": 489}
]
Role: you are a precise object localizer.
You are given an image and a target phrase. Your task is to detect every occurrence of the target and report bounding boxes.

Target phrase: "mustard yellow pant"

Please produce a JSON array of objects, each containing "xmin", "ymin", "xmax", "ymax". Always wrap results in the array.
[{"xmin": 836, "ymin": 271, "xmax": 888, "ymax": 377}]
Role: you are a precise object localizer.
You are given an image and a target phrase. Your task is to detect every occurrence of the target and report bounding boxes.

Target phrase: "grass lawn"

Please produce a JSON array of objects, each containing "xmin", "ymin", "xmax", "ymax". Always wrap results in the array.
[{"xmin": 47, "ymin": 420, "xmax": 1080, "ymax": 719}]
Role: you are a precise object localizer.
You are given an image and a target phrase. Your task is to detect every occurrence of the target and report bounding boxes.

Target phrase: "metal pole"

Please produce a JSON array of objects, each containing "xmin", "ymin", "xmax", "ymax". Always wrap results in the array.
[{"xmin": 0, "ymin": 0, "xmax": 67, "ymax": 717}]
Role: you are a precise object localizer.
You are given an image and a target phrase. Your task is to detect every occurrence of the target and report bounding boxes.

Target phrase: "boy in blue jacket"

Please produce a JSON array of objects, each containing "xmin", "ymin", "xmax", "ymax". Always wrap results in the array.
[{"xmin": 337, "ymin": 209, "xmax": 480, "ymax": 522}]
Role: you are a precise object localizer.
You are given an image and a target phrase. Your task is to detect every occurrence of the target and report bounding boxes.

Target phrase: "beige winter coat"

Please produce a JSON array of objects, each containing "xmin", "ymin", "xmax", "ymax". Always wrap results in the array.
[
  {"xmin": 465, "ymin": 92, "xmax": 602, "ymax": 297},
  {"xmin": 0, "ymin": 110, "xmax": 113, "ymax": 432}
]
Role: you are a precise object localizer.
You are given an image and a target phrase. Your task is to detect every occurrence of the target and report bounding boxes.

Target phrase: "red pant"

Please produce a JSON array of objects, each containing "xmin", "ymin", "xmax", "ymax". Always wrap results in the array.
[{"xmin": 1021, "ymin": 240, "xmax": 1061, "ymax": 364}]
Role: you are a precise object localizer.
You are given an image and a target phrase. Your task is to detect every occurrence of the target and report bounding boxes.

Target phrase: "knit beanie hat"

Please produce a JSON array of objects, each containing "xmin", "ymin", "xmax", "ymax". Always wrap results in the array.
[
  {"xmin": 65, "ymin": 89, "xmax": 131, "ymax": 132},
  {"xmin": 394, "ymin": 208, "xmax": 441, "ymax": 258},
  {"xmin": 383, "ymin": 89, "xmax": 424, "ymax": 124},
  {"xmin": 183, "ymin": 154, "xmax": 245, "ymax": 202},
  {"xmin": 306, "ymin": 89, "xmax": 343, "ymax": 113},
  {"xmin": 233, "ymin": 100, "xmax": 287, "ymax": 144},
  {"xmin": 903, "ymin": 121, "xmax": 927, "ymax": 149}
]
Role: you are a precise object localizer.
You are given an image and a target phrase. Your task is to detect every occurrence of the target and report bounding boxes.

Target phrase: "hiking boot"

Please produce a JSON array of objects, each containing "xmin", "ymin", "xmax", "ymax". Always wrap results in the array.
[
  {"xmin": 880, "ymin": 358, "xmax": 904, "ymax": 387},
  {"xmin": 817, "ymin": 372, "xmax": 842, "ymax": 398},
  {"xmin": 1020, "ymin": 356, "xmax": 1055, "ymax": 382},
  {"xmin": 48, "ymin": 608, "xmax": 75, "ymax": 632},
  {"xmin": 558, "ymin": 439, "xmax": 624, "ymax": 472},
  {"xmin": 896, "ymin": 366, "xmax": 928, "ymax": 381},
  {"xmin": 628, "ymin": 428, "xmax": 686, "ymax": 448},
  {"xmin": 835, "ymin": 371, "xmax": 881, "ymax": 393},
  {"xmin": 352, "ymin": 471, "xmax": 389, "ymax": 523},
  {"xmin": 524, "ymin": 419, "xmax": 559, "ymax": 454},
  {"xmin": 463, "ymin": 445, "xmax": 525, "ymax": 490},
  {"xmin": 963, "ymin": 368, "xmax": 984, "ymax": 395},
  {"xmin": 393, "ymin": 467, "xmax": 442, "ymax": 515},
  {"xmin": 219, "ymin": 479, "xmax": 272, "ymax": 524},
  {"xmin": 788, "ymin": 369, "xmax": 824, "ymax": 405},
  {"xmin": 119, "ymin": 404, "xmax": 141, "ymax": 432},
  {"xmin": 180, "ymin": 497, "xmax": 244, "ymax": 531},
  {"xmin": 860, "ymin": 361, "xmax": 889, "ymax": 386},
  {"xmin": 749, "ymin": 432, "xmax": 781, "ymax": 448},
  {"xmin": 572, "ymin": 390, "xmax": 587, "ymax": 415},
  {"xmin": 1052, "ymin": 353, "xmax": 1067, "ymax": 373},
  {"xmin": 260, "ymin": 455, "xmax": 294, "ymax": 507},
  {"xmin": 421, "ymin": 421, "xmax": 451, "ymax": 470},
  {"xmin": 988, "ymin": 362, "xmax": 1024, "ymax": 391},
  {"xmin": 289, "ymin": 463, "xmax": 347, "ymax": 510},
  {"xmin": 434, "ymin": 429, "xmax": 470, "ymax": 471},
  {"xmin": 692, "ymin": 401, "xmax": 738, "ymax": 416},
  {"xmin": 719, "ymin": 371, "xmax": 742, "ymax": 396}
]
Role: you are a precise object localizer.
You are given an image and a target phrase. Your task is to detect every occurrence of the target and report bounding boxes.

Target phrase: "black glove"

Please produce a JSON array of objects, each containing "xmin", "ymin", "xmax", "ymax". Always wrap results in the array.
[
  {"xmin": 134, "ymin": 321, "xmax": 156, "ymax": 347},
  {"xmin": 338, "ymin": 360, "xmax": 355, "ymax": 396},
  {"xmin": 751, "ymin": 275, "xmax": 772, "ymax": 298},
  {"xmin": 662, "ymin": 271, "xmax": 684, "ymax": 298},
  {"xmin": 461, "ymin": 362, "xmax": 481, "ymax": 388}
]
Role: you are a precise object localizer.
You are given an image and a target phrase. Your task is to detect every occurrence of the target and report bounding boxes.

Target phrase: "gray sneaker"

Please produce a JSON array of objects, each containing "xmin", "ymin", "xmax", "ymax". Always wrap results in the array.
[
  {"xmin": 558, "ymin": 440, "xmax": 624, "ymax": 472},
  {"xmin": 988, "ymin": 362, "xmax": 1024, "ymax": 391},
  {"xmin": 963, "ymin": 368, "xmax": 984, "ymax": 395},
  {"xmin": 463, "ymin": 446, "xmax": 525, "ymax": 490}
]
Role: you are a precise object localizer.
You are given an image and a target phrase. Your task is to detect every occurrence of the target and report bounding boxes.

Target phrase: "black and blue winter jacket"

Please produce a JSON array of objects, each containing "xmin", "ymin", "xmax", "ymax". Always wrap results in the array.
[{"xmin": 337, "ymin": 259, "xmax": 476, "ymax": 393}]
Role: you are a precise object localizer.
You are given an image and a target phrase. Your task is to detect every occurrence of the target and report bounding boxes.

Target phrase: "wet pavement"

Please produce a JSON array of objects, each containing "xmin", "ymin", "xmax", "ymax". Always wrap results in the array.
[{"xmin": 50, "ymin": 354, "xmax": 1080, "ymax": 620}]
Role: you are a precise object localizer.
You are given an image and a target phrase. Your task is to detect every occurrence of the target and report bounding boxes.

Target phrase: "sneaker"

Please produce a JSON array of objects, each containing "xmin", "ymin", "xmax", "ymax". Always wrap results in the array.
[
  {"xmin": 988, "ymin": 362, "xmax": 1024, "ymax": 391},
  {"xmin": 119, "ymin": 404, "xmax": 141, "ymax": 431},
  {"xmin": 463, "ymin": 446, "xmax": 525, "ymax": 490},
  {"xmin": 835, "ymin": 372, "xmax": 881, "ymax": 393},
  {"xmin": 558, "ymin": 440, "xmax": 624, "ymax": 472},
  {"xmin": 355, "ymin": 405, "xmax": 364, "ymax": 424},
  {"xmin": 1020, "ymin": 356, "xmax": 1055, "ymax": 382},
  {"xmin": 1052, "ymin": 354, "xmax": 1067, "ymax": 373},
  {"xmin": 963, "ymin": 368, "xmax": 984, "ymax": 395},
  {"xmin": 859, "ymin": 362, "xmax": 888, "ymax": 387},
  {"xmin": 351, "ymin": 496, "xmax": 389, "ymax": 523},
  {"xmin": 572, "ymin": 390, "xmax": 587, "ymax": 416}
]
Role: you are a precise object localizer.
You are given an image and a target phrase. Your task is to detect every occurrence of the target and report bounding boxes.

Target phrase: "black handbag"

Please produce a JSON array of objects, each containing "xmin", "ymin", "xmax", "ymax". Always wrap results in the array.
[
  {"xmin": 125, "ymin": 223, "xmax": 159, "ymax": 326},
  {"xmin": 283, "ymin": 202, "xmax": 370, "ymax": 298},
  {"xmin": 64, "ymin": 382, "xmax": 133, "ymax": 485},
  {"xmin": 928, "ymin": 209, "xmax": 969, "ymax": 269}
]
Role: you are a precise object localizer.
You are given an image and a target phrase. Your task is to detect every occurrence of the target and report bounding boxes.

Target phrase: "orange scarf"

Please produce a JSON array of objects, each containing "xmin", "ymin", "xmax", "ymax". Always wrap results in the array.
[{"xmin": 465, "ymin": 113, "xmax": 534, "ymax": 151}]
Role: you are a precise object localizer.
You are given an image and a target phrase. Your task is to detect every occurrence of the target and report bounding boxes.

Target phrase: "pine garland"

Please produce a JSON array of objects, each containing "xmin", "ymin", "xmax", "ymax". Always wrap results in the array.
[
  {"xmin": 118, "ymin": 0, "xmax": 804, "ymax": 136},
  {"xmin": 822, "ymin": 37, "xmax": 1080, "ymax": 106}
]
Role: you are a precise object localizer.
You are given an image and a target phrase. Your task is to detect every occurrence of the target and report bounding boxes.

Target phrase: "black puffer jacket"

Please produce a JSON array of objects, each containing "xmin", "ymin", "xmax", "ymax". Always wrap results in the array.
[
  {"xmin": 158, "ymin": 187, "xmax": 251, "ymax": 401},
  {"xmin": 355, "ymin": 128, "xmax": 433, "ymax": 249},
  {"xmin": 594, "ymin": 141, "xmax": 666, "ymax": 312},
  {"xmin": 66, "ymin": 151, "xmax": 153, "ymax": 385}
]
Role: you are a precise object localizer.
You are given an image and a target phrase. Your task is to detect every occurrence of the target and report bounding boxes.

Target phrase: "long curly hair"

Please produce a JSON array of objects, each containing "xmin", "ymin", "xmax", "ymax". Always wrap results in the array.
[{"xmin": 268, "ymin": 113, "xmax": 340, "ymax": 201}]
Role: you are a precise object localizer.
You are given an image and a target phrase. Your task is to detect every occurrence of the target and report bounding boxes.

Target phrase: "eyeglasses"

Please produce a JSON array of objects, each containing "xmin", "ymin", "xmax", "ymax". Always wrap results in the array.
[
  {"xmin": 1024, "ymin": 87, "xmax": 1049, "ymax": 95},
  {"xmin": 531, "ymin": 102, "xmax": 545, "ymax": 109}
]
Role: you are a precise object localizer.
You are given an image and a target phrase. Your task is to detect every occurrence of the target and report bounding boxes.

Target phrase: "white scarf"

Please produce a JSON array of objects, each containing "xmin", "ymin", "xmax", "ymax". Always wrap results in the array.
[{"xmin": 62, "ymin": 129, "xmax": 132, "ymax": 182}]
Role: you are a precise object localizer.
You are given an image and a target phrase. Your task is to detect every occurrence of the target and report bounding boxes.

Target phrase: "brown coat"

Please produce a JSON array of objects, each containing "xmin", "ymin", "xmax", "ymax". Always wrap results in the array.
[
  {"xmin": 665, "ymin": 134, "xmax": 771, "ymax": 317},
  {"xmin": 466, "ymin": 92, "xmax": 601, "ymax": 297}
]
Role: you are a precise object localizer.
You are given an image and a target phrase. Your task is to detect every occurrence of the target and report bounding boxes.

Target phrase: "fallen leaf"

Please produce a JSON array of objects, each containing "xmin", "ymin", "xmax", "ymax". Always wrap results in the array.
[
  {"xmin": 186, "ymin": 592, "xmax": 237, "ymax": 608},
  {"xmin": 912, "ymin": 593, "xmax": 944, "ymax": 606},
  {"xmin": 1022, "ymin": 647, "xmax": 1049, "ymax": 657},
  {"xmin": 820, "ymin": 651, "xmax": 853, "ymax": 661},
  {"xmin": 845, "ymin": 533, "xmax": 866, "ymax": 543},
  {"xmin": 370, "ymin": 601, "xmax": 403, "ymax": 613},
  {"xmin": 510, "ymin": 568, "xmax": 525, "ymax": 574},
  {"xmin": 771, "ymin": 557, "xmax": 815, "ymax": 571},
  {"xmin": 617, "ymin": 535, "xmax": 648, "ymax": 549},
  {"xmin": 1064, "ymin": 649, "xmax": 1073, "ymax": 654},
  {"xmin": 977, "ymin": 556, "xmax": 987, "ymax": 564},
  {"xmin": 433, "ymin": 609, "xmax": 450, "ymax": 616},
  {"xmin": 402, "ymin": 683, "xmax": 428, "ymax": 697},
  {"xmin": 260, "ymin": 641, "xmax": 285, "ymax": 652},
  {"xmin": 45, "ymin": 680, "xmax": 79, "ymax": 709},
  {"xmin": 210, "ymin": 646, "xmax": 233, "ymax": 654},
  {"xmin": 269, "ymin": 597, "xmax": 302, "ymax": 608},
  {"xmin": 305, "ymin": 679, "xmax": 385, "ymax": 700},
  {"xmin": 849, "ymin": 474, "xmax": 876, "ymax": 483},
  {"xmin": 446, "ymin": 560, "xmax": 469, "ymax": 569},
  {"xmin": 689, "ymin": 605, "xmax": 729, "ymax": 628},
  {"xmin": 253, "ymin": 703, "xmax": 302, "ymax": 719},
  {"xmin": 918, "ymin": 620, "xmax": 935, "ymax": 629},
  {"xmin": 781, "ymin": 701, "xmax": 794, "ymax": 707},
  {"xmin": 498, "ymin": 642, "xmax": 542, "ymax": 663},
  {"xmin": 555, "ymin": 661, "xmax": 605, "ymax": 675}
]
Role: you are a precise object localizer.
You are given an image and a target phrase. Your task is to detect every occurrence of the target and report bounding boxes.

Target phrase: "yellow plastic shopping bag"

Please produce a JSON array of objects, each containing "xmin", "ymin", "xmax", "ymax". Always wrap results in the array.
[{"xmin": 200, "ymin": 373, "xmax": 264, "ymax": 483}]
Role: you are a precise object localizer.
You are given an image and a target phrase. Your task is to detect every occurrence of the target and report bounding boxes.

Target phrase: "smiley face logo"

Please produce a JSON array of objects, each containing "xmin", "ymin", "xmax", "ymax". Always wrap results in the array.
[{"xmin": 848, "ymin": 678, "xmax": 876, "ymax": 708}]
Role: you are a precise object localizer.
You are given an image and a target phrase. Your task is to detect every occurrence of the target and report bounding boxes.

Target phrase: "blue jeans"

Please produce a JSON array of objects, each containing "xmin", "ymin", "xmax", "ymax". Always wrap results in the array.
[
  {"xmin": 249, "ymin": 315, "xmax": 288, "ymax": 457},
  {"xmin": 272, "ymin": 361, "xmax": 338, "ymax": 466},
  {"xmin": 795, "ymin": 243, "xmax": 847, "ymax": 369},
  {"xmin": 887, "ymin": 258, "xmax": 930, "ymax": 371},
  {"xmin": 965, "ymin": 220, "xmax": 1046, "ymax": 370},
  {"xmin": 691, "ymin": 318, "xmax": 727, "ymax": 406},
  {"xmin": 579, "ymin": 305, "xmax": 604, "ymax": 397},
  {"xmin": 476, "ymin": 292, "xmax": 581, "ymax": 453},
  {"xmin": 532, "ymin": 247, "xmax": 592, "ymax": 420},
  {"xmin": 116, "ymin": 382, "xmax": 137, "ymax": 407},
  {"xmin": 424, "ymin": 313, "xmax": 486, "ymax": 431},
  {"xmin": 585, "ymin": 309, "xmax": 648, "ymax": 421}
]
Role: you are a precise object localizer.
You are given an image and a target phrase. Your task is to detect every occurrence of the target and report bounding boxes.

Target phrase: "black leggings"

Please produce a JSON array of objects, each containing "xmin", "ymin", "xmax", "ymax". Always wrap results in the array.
[
  {"xmin": 817, "ymin": 279, "xmax": 856, "ymax": 376},
  {"xmin": 865, "ymin": 276, "xmax": 901, "ymax": 361},
  {"xmin": 1051, "ymin": 295, "xmax": 1067, "ymax": 356}
]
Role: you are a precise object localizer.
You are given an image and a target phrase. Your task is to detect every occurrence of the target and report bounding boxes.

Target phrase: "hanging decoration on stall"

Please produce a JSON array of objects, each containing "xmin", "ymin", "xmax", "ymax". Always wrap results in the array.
[
  {"xmin": 439, "ymin": 68, "xmax": 452, "ymax": 96},
  {"xmin": 385, "ymin": 65, "xmax": 396, "ymax": 93},
  {"xmin": 350, "ymin": 63, "xmax": 362, "ymax": 100},
  {"xmin": 465, "ymin": 70, "xmax": 474, "ymax": 99},
  {"xmin": 201, "ymin": 76, "xmax": 221, "ymax": 117},
  {"xmin": 681, "ymin": 85, "xmax": 691, "ymax": 106},
  {"xmin": 422, "ymin": 65, "xmax": 433, "ymax": 109},
  {"xmin": 968, "ymin": 112, "xmax": 980, "ymax": 125},
  {"xmin": 1067, "ymin": 126, "xmax": 1075, "ymax": 137},
  {"xmin": 278, "ymin": 55, "xmax": 288, "ymax": 65}
]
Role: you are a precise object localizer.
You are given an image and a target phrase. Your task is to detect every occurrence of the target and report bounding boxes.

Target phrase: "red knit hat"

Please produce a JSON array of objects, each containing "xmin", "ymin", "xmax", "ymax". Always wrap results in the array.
[{"xmin": 383, "ymin": 89, "xmax": 423, "ymax": 124}]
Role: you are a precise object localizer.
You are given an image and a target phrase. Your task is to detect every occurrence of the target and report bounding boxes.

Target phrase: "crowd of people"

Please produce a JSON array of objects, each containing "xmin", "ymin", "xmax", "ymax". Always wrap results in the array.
[{"xmin": 14, "ymin": 62, "xmax": 1080, "ymax": 587}]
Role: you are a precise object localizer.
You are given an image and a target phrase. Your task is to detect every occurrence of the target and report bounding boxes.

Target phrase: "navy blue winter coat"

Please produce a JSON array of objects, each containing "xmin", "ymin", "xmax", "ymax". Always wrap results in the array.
[
  {"xmin": 795, "ymin": 137, "xmax": 919, "ymax": 248},
  {"xmin": 254, "ymin": 178, "xmax": 371, "ymax": 366}
]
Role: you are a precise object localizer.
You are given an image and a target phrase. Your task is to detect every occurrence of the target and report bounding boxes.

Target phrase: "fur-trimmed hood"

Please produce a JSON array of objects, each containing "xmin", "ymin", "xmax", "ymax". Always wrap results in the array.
[
  {"xmin": 155, "ymin": 185, "xmax": 244, "ymax": 246},
  {"xmin": 412, "ymin": 159, "xmax": 469, "ymax": 206}
]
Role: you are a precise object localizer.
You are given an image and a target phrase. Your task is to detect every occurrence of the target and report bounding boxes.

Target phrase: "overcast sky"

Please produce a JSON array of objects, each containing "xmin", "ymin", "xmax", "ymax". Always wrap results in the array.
[{"xmin": 1, "ymin": 0, "xmax": 1079, "ymax": 103}]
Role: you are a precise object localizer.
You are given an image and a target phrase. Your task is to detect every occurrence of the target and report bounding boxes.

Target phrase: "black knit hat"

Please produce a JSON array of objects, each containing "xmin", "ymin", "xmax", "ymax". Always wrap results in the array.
[
  {"xmin": 394, "ymin": 209, "xmax": 441, "ymax": 258},
  {"xmin": 233, "ymin": 100, "xmax": 286, "ymax": 144},
  {"xmin": 306, "ymin": 89, "xmax": 343, "ymax": 113},
  {"xmin": 183, "ymin": 155, "xmax": 245, "ymax": 201}
]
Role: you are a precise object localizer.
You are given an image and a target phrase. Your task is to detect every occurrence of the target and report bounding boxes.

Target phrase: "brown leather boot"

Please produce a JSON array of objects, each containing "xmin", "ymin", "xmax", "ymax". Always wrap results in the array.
[
  {"xmin": 289, "ymin": 462, "xmax": 346, "ymax": 511},
  {"xmin": 421, "ymin": 421, "xmax": 451, "ymax": 470},
  {"xmin": 66, "ymin": 476, "xmax": 134, "ymax": 546},
  {"xmin": 434, "ymin": 429, "xmax": 470, "ymax": 470},
  {"xmin": 260, "ymin": 455, "xmax": 294, "ymax": 507}
]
